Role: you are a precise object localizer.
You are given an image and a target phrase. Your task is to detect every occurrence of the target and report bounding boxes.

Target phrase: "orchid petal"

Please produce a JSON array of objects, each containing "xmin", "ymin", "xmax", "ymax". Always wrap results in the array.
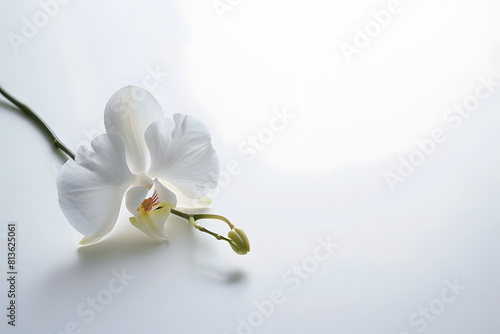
[
  {"xmin": 57, "ymin": 133, "xmax": 135, "ymax": 240},
  {"xmin": 79, "ymin": 235, "xmax": 104, "ymax": 246},
  {"xmin": 153, "ymin": 179, "xmax": 212, "ymax": 209},
  {"xmin": 125, "ymin": 186, "xmax": 149, "ymax": 217},
  {"xmin": 129, "ymin": 209, "xmax": 170, "ymax": 241},
  {"xmin": 145, "ymin": 114, "xmax": 220, "ymax": 199},
  {"xmin": 104, "ymin": 85, "xmax": 164, "ymax": 173},
  {"xmin": 153, "ymin": 178, "xmax": 177, "ymax": 207}
]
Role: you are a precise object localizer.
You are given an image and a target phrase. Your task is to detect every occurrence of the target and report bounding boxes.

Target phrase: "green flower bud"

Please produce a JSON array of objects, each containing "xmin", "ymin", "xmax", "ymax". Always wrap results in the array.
[{"xmin": 228, "ymin": 227, "xmax": 250, "ymax": 255}]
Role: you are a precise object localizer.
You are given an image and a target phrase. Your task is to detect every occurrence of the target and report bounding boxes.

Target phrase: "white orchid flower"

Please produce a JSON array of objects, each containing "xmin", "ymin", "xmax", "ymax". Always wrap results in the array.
[
  {"xmin": 56, "ymin": 86, "xmax": 219, "ymax": 245},
  {"xmin": 0, "ymin": 83, "xmax": 249, "ymax": 254}
]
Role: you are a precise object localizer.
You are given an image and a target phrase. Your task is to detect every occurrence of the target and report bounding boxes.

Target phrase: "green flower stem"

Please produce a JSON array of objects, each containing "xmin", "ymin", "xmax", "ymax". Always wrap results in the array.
[
  {"xmin": 170, "ymin": 208, "xmax": 237, "ymax": 247},
  {"xmin": 0, "ymin": 84, "xmax": 76, "ymax": 160},
  {"xmin": 193, "ymin": 213, "xmax": 235, "ymax": 229}
]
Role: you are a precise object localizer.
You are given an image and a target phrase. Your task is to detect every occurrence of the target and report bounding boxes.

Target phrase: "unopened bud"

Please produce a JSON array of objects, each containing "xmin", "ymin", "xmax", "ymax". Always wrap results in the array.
[{"xmin": 228, "ymin": 227, "xmax": 250, "ymax": 255}]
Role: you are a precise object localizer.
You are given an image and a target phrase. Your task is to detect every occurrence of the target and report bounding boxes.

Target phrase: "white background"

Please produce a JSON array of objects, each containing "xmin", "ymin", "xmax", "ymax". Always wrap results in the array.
[{"xmin": 1, "ymin": 0, "xmax": 500, "ymax": 333}]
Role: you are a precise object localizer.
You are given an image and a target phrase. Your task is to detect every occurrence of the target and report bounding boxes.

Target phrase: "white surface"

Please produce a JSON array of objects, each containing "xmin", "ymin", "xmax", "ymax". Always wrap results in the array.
[{"xmin": 1, "ymin": 1, "xmax": 500, "ymax": 333}]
